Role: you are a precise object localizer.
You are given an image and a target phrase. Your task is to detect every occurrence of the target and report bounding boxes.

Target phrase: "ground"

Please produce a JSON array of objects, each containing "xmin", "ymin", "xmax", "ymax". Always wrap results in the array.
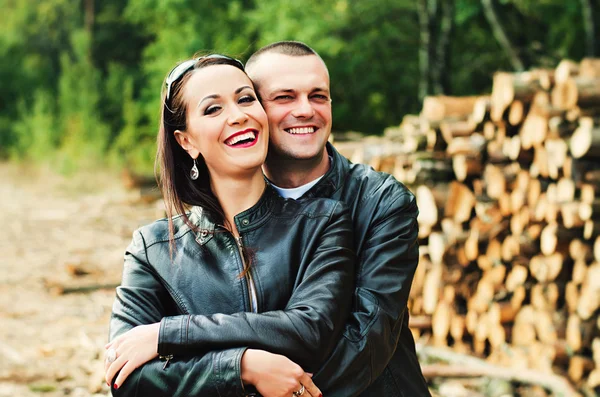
[{"xmin": 0, "ymin": 163, "xmax": 161, "ymax": 397}]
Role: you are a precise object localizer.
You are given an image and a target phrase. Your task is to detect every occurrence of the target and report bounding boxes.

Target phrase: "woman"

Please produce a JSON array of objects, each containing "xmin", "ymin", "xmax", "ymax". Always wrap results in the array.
[{"xmin": 105, "ymin": 54, "xmax": 355, "ymax": 397}]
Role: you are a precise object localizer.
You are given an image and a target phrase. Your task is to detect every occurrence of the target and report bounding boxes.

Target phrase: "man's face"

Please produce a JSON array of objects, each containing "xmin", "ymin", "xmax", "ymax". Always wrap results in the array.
[{"xmin": 248, "ymin": 53, "xmax": 332, "ymax": 162}]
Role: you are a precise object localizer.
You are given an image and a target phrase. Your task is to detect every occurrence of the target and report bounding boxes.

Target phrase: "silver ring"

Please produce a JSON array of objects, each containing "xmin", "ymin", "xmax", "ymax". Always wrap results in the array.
[
  {"xmin": 293, "ymin": 384, "xmax": 305, "ymax": 396},
  {"xmin": 106, "ymin": 348, "xmax": 117, "ymax": 363}
]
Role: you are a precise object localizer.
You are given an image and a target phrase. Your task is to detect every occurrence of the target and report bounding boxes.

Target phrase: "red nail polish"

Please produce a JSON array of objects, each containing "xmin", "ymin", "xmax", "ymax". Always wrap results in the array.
[
  {"xmin": 114, "ymin": 384, "xmax": 119, "ymax": 390},
  {"xmin": 319, "ymin": 394, "xmax": 322, "ymax": 397}
]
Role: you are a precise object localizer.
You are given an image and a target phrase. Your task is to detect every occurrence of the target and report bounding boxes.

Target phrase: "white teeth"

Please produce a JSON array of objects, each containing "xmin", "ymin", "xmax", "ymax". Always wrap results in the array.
[
  {"xmin": 226, "ymin": 131, "xmax": 256, "ymax": 145},
  {"xmin": 287, "ymin": 127, "xmax": 315, "ymax": 134}
]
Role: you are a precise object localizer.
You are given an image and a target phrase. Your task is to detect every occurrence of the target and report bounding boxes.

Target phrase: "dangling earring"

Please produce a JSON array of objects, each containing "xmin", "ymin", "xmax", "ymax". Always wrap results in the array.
[{"xmin": 190, "ymin": 158, "xmax": 199, "ymax": 180}]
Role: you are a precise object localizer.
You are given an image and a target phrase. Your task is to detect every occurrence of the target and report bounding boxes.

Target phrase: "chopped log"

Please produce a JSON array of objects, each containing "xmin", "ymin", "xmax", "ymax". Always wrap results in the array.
[
  {"xmin": 488, "ymin": 139, "xmax": 511, "ymax": 163},
  {"xmin": 491, "ymin": 72, "xmax": 544, "ymax": 122},
  {"xmin": 540, "ymin": 223, "xmax": 582, "ymax": 256},
  {"xmin": 446, "ymin": 133, "xmax": 486, "ymax": 156},
  {"xmin": 583, "ymin": 220, "xmax": 600, "ymax": 240},
  {"xmin": 508, "ymin": 100, "xmax": 525, "ymax": 126},
  {"xmin": 423, "ymin": 262, "xmax": 442, "ymax": 315},
  {"xmin": 548, "ymin": 116, "xmax": 578, "ymax": 138},
  {"xmin": 416, "ymin": 185, "xmax": 443, "ymax": 230},
  {"xmin": 568, "ymin": 355, "xmax": 595, "ymax": 383},
  {"xmin": 422, "ymin": 95, "xmax": 480, "ymax": 122},
  {"xmin": 569, "ymin": 239, "xmax": 593, "ymax": 262},
  {"xmin": 552, "ymin": 77, "xmax": 600, "ymax": 109},
  {"xmin": 566, "ymin": 314, "xmax": 583, "ymax": 352},
  {"xmin": 579, "ymin": 200, "xmax": 600, "ymax": 221},
  {"xmin": 530, "ymin": 253, "xmax": 564, "ymax": 282},
  {"xmin": 483, "ymin": 121, "xmax": 497, "ymax": 141},
  {"xmin": 570, "ymin": 119, "xmax": 600, "ymax": 158},
  {"xmin": 545, "ymin": 139, "xmax": 569, "ymax": 179},
  {"xmin": 506, "ymin": 264, "xmax": 529, "ymax": 292},
  {"xmin": 428, "ymin": 231, "xmax": 448, "ymax": 266},
  {"xmin": 503, "ymin": 135, "xmax": 522, "ymax": 161},
  {"xmin": 577, "ymin": 263, "xmax": 600, "ymax": 320},
  {"xmin": 520, "ymin": 113, "xmax": 548, "ymax": 150},
  {"xmin": 580, "ymin": 58, "xmax": 600, "ymax": 79},
  {"xmin": 511, "ymin": 285, "xmax": 526, "ymax": 311},
  {"xmin": 565, "ymin": 282, "xmax": 579, "ymax": 313},
  {"xmin": 531, "ymin": 283, "xmax": 559, "ymax": 312},
  {"xmin": 530, "ymin": 146, "xmax": 549, "ymax": 179},
  {"xmin": 561, "ymin": 202, "xmax": 585, "ymax": 228},
  {"xmin": 445, "ymin": 182, "xmax": 476, "ymax": 223},
  {"xmin": 572, "ymin": 258, "xmax": 588, "ymax": 285},
  {"xmin": 581, "ymin": 183, "xmax": 597, "ymax": 203},
  {"xmin": 472, "ymin": 96, "xmax": 492, "ymax": 125},
  {"xmin": 533, "ymin": 309, "xmax": 558, "ymax": 344},
  {"xmin": 513, "ymin": 306, "xmax": 537, "ymax": 347},
  {"xmin": 432, "ymin": 301, "xmax": 452, "ymax": 346},
  {"xmin": 555, "ymin": 59, "xmax": 580, "ymax": 84},
  {"xmin": 531, "ymin": 91, "xmax": 565, "ymax": 119}
]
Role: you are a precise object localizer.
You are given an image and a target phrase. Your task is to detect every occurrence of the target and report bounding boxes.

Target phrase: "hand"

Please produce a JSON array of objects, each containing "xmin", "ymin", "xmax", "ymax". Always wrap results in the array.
[
  {"xmin": 241, "ymin": 349, "xmax": 322, "ymax": 397},
  {"xmin": 104, "ymin": 323, "xmax": 160, "ymax": 389}
]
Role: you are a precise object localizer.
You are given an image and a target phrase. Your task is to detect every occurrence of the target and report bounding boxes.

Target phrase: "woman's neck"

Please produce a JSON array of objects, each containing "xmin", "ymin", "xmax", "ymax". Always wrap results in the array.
[{"xmin": 210, "ymin": 169, "xmax": 266, "ymax": 236}]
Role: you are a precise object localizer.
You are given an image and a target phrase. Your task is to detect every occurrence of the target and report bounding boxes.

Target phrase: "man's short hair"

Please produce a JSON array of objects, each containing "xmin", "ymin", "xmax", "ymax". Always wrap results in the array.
[{"xmin": 246, "ymin": 41, "xmax": 319, "ymax": 70}]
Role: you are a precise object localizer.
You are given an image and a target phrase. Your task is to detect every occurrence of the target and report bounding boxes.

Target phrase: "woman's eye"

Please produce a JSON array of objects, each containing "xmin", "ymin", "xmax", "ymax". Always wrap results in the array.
[
  {"xmin": 239, "ymin": 95, "xmax": 256, "ymax": 104},
  {"xmin": 204, "ymin": 105, "xmax": 221, "ymax": 115}
]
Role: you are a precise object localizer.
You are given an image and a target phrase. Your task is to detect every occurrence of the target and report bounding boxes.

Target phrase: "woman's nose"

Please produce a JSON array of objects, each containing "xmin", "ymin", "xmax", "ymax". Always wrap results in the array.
[{"xmin": 228, "ymin": 106, "xmax": 249, "ymax": 125}]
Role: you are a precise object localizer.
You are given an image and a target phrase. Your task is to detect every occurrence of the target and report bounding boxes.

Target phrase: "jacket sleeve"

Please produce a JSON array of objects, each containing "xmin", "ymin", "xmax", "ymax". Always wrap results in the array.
[
  {"xmin": 158, "ymin": 202, "xmax": 356, "ymax": 373},
  {"xmin": 313, "ymin": 190, "xmax": 420, "ymax": 395},
  {"xmin": 109, "ymin": 231, "xmax": 249, "ymax": 397}
]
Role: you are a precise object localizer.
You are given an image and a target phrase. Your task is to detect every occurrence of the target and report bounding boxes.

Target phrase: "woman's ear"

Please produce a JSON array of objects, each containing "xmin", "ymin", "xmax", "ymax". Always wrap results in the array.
[{"xmin": 174, "ymin": 129, "xmax": 200, "ymax": 159}]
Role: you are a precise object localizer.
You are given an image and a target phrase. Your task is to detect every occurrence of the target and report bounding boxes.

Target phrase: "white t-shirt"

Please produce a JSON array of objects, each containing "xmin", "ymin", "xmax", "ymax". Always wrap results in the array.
[{"xmin": 271, "ymin": 175, "xmax": 324, "ymax": 200}]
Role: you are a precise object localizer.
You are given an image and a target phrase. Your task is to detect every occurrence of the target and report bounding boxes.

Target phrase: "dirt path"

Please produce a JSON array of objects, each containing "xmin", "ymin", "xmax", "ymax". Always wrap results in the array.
[{"xmin": 0, "ymin": 163, "xmax": 161, "ymax": 397}]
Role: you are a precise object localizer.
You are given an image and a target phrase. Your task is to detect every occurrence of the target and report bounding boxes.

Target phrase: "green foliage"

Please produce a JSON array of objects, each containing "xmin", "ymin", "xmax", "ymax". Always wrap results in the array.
[{"xmin": 0, "ymin": 0, "xmax": 597, "ymax": 173}]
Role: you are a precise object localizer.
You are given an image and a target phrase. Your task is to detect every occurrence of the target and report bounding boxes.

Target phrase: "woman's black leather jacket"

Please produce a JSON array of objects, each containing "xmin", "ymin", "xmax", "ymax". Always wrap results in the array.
[{"xmin": 109, "ymin": 185, "xmax": 355, "ymax": 396}]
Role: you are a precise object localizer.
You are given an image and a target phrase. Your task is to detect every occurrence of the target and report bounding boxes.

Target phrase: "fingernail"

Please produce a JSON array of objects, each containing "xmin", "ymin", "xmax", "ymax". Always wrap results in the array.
[
  {"xmin": 114, "ymin": 384, "xmax": 119, "ymax": 390},
  {"xmin": 319, "ymin": 394, "xmax": 322, "ymax": 397}
]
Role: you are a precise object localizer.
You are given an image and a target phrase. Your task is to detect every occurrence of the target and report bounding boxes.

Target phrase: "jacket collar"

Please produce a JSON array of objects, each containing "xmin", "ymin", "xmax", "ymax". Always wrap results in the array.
[
  {"xmin": 301, "ymin": 142, "xmax": 348, "ymax": 200},
  {"xmin": 189, "ymin": 183, "xmax": 279, "ymax": 243}
]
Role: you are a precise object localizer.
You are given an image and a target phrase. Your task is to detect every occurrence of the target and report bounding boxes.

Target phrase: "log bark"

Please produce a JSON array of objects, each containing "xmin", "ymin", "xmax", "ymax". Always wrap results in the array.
[
  {"xmin": 422, "ymin": 95, "xmax": 479, "ymax": 121},
  {"xmin": 552, "ymin": 77, "xmax": 600, "ymax": 109}
]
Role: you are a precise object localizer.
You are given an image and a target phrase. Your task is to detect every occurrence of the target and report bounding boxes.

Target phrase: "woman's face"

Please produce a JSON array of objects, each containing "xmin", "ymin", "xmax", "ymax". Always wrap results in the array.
[{"xmin": 175, "ymin": 65, "xmax": 269, "ymax": 179}]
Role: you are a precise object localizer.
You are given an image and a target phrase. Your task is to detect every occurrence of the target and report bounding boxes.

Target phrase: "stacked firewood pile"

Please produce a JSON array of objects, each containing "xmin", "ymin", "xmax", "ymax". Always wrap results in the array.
[{"xmin": 337, "ymin": 58, "xmax": 600, "ymax": 394}]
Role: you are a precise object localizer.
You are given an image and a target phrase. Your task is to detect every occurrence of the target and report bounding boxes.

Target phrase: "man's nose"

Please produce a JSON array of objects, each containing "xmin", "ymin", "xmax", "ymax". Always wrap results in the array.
[{"xmin": 291, "ymin": 97, "xmax": 315, "ymax": 119}]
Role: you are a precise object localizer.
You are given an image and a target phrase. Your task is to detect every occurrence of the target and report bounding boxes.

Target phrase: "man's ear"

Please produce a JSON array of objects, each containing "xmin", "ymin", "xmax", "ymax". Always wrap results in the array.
[{"xmin": 174, "ymin": 129, "xmax": 200, "ymax": 159}]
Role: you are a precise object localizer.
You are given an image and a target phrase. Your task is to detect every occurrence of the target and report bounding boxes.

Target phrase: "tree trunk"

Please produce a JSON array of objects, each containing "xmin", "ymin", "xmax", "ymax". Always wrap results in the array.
[
  {"xmin": 580, "ymin": 0, "xmax": 596, "ymax": 57},
  {"xmin": 417, "ymin": 0, "xmax": 431, "ymax": 102},
  {"xmin": 480, "ymin": 0, "xmax": 525, "ymax": 72},
  {"xmin": 431, "ymin": 0, "xmax": 454, "ymax": 95}
]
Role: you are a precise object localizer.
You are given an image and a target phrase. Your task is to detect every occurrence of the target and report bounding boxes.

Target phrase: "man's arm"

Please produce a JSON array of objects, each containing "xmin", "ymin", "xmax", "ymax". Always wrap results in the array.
[
  {"xmin": 109, "ymin": 230, "xmax": 248, "ymax": 396},
  {"xmin": 158, "ymin": 202, "xmax": 355, "ymax": 373},
  {"xmin": 313, "ymin": 189, "xmax": 420, "ymax": 395}
]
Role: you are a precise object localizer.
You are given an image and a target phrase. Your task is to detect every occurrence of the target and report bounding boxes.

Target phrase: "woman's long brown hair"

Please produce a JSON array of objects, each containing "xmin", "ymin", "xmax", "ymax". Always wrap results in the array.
[{"xmin": 155, "ymin": 55, "xmax": 254, "ymax": 274}]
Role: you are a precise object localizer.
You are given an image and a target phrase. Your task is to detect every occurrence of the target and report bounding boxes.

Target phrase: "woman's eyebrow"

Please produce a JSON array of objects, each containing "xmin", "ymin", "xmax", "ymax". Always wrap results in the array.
[{"xmin": 236, "ymin": 85, "xmax": 253, "ymax": 94}]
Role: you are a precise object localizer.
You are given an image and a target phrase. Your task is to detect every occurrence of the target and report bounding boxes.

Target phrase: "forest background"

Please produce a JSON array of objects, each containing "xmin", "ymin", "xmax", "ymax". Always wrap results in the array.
[{"xmin": 0, "ymin": 0, "xmax": 598, "ymax": 174}]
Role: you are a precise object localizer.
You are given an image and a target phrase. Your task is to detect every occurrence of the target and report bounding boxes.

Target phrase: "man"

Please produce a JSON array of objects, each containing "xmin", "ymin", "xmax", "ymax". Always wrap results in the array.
[{"xmin": 245, "ymin": 41, "xmax": 430, "ymax": 396}]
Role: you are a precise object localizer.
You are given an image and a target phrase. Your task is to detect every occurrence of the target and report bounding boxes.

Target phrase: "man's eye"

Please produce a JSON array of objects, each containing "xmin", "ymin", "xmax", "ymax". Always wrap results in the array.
[
  {"xmin": 274, "ymin": 95, "xmax": 293, "ymax": 101},
  {"xmin": 312, "ymin": 95, "xmax": 329, "ymax": 101},
  {"xmin": 204, "ymin": 105, "xmax": 221, "ymax": 115},
  {"xmin": 239, "ymin": 95, "xmax": 256, "ymax": 104}
]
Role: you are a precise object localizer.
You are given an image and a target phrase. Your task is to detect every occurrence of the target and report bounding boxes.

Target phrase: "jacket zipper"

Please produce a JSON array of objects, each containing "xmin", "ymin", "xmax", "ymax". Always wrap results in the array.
[{"xmin": 236, "ymin": 235, "xmax": 258, "ymax": 313}]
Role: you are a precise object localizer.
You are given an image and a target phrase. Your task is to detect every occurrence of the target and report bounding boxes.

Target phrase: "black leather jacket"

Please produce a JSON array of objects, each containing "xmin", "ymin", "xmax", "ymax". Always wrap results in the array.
[
  {"xmin": 304, "ymin": 143, "xmax": 430, "ymax": 397},
  {"xmin": 109, "ymin": 185, "xmax": 355, "ymax": 396}
]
